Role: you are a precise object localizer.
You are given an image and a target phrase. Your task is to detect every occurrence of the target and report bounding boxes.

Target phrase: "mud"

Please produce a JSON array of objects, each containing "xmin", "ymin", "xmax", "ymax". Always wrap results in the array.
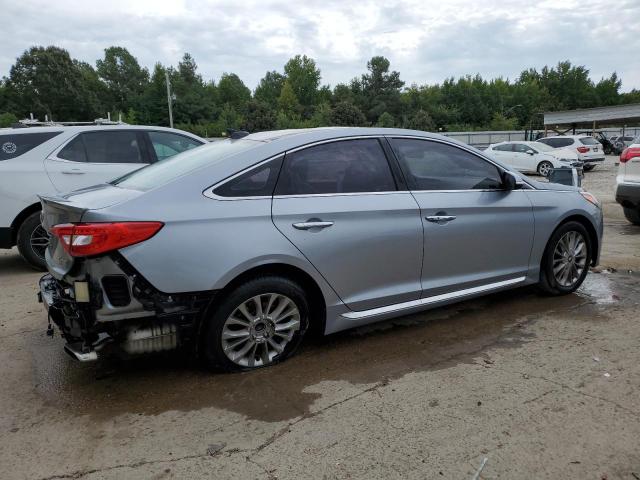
[{"xmin": 1, "ymin": 155, "xmax": 639, "ymax": 479}]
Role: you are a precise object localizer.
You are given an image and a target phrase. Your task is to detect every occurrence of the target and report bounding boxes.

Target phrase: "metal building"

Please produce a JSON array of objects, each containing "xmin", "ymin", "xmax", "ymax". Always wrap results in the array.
[{"xmin": 544, "ymin": 103, "xmax": 640, "ymax": 135}]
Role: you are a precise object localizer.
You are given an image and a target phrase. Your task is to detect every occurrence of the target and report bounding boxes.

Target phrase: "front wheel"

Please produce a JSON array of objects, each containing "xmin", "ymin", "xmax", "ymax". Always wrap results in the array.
[
  {"xmin": 537, "ymin": 161, "xmax": 553, "ymax": 177},
  {"xmin": 202, "ymin": 276, "xmax": 309, "ymax": 371},
  {"xmin": 539, "ymin": 221, "xmax": 592, "ymax": 295},
  {"xmin": 623, "ymin": 207, "xmax": 640, "ymax": 226},
  {"xmin": 16, "ymin": 211, "xmax": 49, "ymax": 271}
]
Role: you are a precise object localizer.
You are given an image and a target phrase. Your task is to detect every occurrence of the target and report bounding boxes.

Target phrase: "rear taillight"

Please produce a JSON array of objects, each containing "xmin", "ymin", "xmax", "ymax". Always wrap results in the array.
[
  {"xmin": 50, "ymin": 222, "xmax": 163, "ymax": 257},
  {"xmin": 577, "ymin": 146, "xmax": 589, "ymax": 153},
  {"xmin": 620, "ymin": 147, "xmax": 640, "ymax": 163}
]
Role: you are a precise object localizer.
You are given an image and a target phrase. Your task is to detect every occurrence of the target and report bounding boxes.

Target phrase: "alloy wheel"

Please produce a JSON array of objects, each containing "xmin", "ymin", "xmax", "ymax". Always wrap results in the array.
[
  {"xmin": 30, "ymin": 224, "xmax": 50, "ymax": 261},
  {"xmin": 538, "ymin": 161, "xmax": 553, "ymax": 177},
  {"xmin": 221, "ymin": 293, "xmax": 301, "ymax": 367},
  {"xmin": 552, "ymin": 231, "xmax": 587, "ymax": 288}
]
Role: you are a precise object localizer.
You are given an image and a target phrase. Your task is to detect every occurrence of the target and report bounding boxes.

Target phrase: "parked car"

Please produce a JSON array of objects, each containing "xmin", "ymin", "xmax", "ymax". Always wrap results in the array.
[
  {"xmin": 537, "ymin": 135, "xmax": 605, "ymax": 171},
  {"xmin": 615, "ymin": 139, "xmax": 640, "ymax": 225},
  {"xmin": 38, "ymin": 127, "xmax": 603, "ymax": 370},
  {"xmin": 0, "ymin": 125, "xmax": 206, "ymax": 269},
  {"xmin": 486, "ymin": 140, "xmax": 582, "ymax": 176},
  {"xmin": 613, "ymin": 135, "xmax": 636, "ymax": 155},
  {"xmin": 576, "ymin": 131, "xmax": 615, "ymax": 155}
]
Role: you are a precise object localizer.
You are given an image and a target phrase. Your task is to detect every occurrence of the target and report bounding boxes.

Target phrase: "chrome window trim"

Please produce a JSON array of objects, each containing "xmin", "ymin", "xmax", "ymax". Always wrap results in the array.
[
  {"xmin": 203, "ymin": 133, "xmax": 538, "ymax": 201},
  {"xmin": 341, "ymin": 276, "xmax": 527, "ymax": 320},
  {"xmin": 203, "ymin": 154, "xmax": 284, "ymax": 201},
  {"xmin": 385, "ymin": 135, "xmax": 535, "ymax": 191}
]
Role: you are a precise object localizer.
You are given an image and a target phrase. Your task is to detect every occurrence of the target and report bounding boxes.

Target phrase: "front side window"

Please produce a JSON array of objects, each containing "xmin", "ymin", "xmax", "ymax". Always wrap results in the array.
[
  {"xmin": 213, "ymin": 156, "xmax": 283, "ymax": 197},
  {"xmin": 148, "ymin": 131, "xmax": 203, "ymax": 161},
  {"xmin": 275, "ymin": 138, "xmax": 396, "ymax": 195},
  {"xmin": 514, "ymin": 144, "xmax": 534, "ymax": 153},
  {"xmin": 0, "ymin": 131, "xmax": 62, "ymax": 161},
  {"xmin": 389, "ymin": 138, "xmax": 503, "ymax": 191}
]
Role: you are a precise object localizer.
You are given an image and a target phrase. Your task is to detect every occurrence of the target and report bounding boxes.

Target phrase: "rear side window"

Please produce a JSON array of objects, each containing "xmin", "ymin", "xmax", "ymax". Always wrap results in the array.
[
  {"xmin": 82, "ymin": 131, "xmax": 145, "ymax": 163},
  {"xmin": 493, "ymin": 144, "xmax": 513, "ymax": 151},
  {"xmin": 389, "ymin": 138, "xmax": 503, "ymax": 191},
  {"xmin": 214, "ymin": 156, "xmax": 283, "ymax": 197},
  {"xmin": 540, "ymin": 137, "xmax": 573, "ymax": 148},
  {"xmin": 148, "ymin": 131, "xmax": 203, "ymax": 161},
  {"xmin": 275, "ymin": 139, "xmax": 396, "ymax": 195},
  {"xmin": 579, "ymin": 137, "xmax": 600, "ymax": 145},
  {"xmin": 58, "ymin": 136, "xmax": 87, "ymax": 162},
  {"xmin": 0, "ymin": 131, "xmax": 62, "ymax": 161}
]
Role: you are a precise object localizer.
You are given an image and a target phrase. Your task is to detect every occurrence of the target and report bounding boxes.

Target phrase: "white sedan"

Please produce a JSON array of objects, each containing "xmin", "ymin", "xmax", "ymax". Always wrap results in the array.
[{"xmin": 486, "ymin": 141, "xmax": 582, "ymax": 176}]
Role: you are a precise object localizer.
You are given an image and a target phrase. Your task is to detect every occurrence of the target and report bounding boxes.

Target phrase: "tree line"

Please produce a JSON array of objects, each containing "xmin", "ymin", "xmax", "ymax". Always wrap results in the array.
[{"xmin": 1, "ymin": 45, "xmax": 638, "ymax": 135}]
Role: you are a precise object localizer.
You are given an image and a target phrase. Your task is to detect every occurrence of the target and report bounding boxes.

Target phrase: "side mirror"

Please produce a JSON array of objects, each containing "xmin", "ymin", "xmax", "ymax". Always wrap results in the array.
[
  {"xmin": 501, "ymin": 171, "xmax": 521, "ymax": 191},
  {"xmin": 526, "ymin": 150, "xmax": 535, "ymax": 155}
]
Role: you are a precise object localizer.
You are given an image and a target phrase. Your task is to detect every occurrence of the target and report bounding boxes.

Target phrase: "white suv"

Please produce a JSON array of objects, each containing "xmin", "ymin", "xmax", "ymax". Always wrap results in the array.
[
  {"xmin": 615, "ymin": 139, "xmax": 640, "ymax": 225},
  {"xmin": 0, "ymin": 125, "xmax": 206, "ymax": 268},
  {"xmin": 537, "ymin": 135, "xmax": 605, "ymax": 171}
]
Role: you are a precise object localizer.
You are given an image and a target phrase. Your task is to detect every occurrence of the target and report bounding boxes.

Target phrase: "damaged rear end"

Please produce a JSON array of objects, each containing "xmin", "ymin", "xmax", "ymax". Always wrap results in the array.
[{"xmin": 38, "ymin": 186, "xmax": 213, "ymax": 361}]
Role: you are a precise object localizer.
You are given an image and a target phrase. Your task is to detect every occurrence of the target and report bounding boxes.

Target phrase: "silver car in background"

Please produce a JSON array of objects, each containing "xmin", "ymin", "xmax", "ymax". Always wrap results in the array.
[{"xmin": 38, "ymin": 128, "xmax": 603, "ymax": 370}]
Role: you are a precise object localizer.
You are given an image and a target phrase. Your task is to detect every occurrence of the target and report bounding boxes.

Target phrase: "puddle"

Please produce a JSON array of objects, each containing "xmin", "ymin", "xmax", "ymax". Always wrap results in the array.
[{"xmin": 29, "ymin": 272, "xmax": 639, "ymax": 422}]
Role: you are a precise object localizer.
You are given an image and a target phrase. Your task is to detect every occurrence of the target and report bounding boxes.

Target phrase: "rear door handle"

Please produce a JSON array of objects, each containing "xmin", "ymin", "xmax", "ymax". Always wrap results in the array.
[
  {"xmin": 425, "ymin": 215, "xmax": 457, "ymax": 223},
  {"xmin": 292, "ymin": 221, "xmax": 334, "ymax": 230},
  {"xmin": 61, "ymin": 169, "xmax": 86, "ymax": 175}
]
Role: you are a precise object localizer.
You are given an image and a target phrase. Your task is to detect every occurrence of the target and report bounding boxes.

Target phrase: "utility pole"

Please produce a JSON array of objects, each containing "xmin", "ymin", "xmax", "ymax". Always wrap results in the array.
[{"xmin": 165, "ymin": 71, "xmax": 174, "ymax": 128}]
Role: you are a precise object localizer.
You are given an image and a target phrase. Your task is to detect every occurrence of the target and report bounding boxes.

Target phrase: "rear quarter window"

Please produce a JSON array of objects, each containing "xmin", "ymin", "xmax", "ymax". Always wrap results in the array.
[{"xmin": 0, "ymin": 131, "xmax": 62, "ymax": 161}]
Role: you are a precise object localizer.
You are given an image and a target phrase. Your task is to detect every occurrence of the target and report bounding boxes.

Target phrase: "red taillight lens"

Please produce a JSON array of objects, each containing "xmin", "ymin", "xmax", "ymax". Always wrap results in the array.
[
  {"xmin": 577, "ymin": 146, "xmax": 589, "ymax": 153},
  {"xmin": 50, "ymin": 222, "xmax": 163, "ymax": 257},
  {"xmin": 620, "ymin": 147, "xmax": 640, "ymax": 163}
]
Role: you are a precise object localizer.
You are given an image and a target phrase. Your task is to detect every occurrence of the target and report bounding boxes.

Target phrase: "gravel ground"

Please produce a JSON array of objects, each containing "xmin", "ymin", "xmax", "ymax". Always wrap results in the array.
[{"xmin": 0, "ymin": 155, "xmax": 639, "ymax": 479}]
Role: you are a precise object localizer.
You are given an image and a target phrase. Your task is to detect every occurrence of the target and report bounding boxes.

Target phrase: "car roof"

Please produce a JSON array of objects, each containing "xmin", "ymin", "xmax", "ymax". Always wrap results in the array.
[{"xmin": 0, "ymin": 124, "xmax": 205, "ymax": 140}]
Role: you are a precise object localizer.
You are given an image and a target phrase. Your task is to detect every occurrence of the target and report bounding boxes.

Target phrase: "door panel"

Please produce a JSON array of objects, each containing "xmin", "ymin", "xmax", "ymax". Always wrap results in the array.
[
  {"xmin": 412, "ymin": 190, "xmax": 534, "ymax": 296},
  {"xmin": 272, "ymin": 193, "xmax": 423, "ymax": 310}
]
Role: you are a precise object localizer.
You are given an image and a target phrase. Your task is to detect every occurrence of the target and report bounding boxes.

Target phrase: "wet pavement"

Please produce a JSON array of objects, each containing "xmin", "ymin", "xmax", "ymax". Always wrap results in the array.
[{"xmin": 1, "ymin": 155, "xmax": 640, "ymax": 479}]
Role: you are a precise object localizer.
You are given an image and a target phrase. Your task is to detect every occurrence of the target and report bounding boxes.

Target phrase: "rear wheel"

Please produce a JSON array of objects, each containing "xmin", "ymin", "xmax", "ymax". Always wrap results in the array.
[
  {"xmin": 202, "ymin": 276, "xmax": 309, "ymax": 372},
  {"xmin": 539, "ymin": 221, "xmax": 591, "ymax": 295},
  {"xmin": 16, "ymin": 211, "xmax": 48, "ymax": 271},
  {"xmin": 537, "ymin": 161, "xmax": 553, "ymax": 177},
  {"xmin": 623, "ymin": 207, "xmax": 640, "ymax": 226},
  {"xmin": 583, "ymin": 164, "xmax": 596, "ymax": 171}
]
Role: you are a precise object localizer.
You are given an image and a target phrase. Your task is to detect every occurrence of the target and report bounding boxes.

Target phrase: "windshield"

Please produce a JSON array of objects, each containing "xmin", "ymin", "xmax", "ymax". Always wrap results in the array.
[
  {"xmin": 112, "ymin": 139, "xmax": 260, "ymax": 191},
  {"xmin": 532, "ymin": 142, "xmax": 555, "ymax": 152}
]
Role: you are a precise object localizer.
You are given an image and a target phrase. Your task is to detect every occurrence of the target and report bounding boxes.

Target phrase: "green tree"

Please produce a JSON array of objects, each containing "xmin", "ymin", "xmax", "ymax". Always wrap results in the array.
[
  {"xmin": 284, "ymin": 55, "xmax": 321, "ymax": 113},
  {"xmin": 376, "ymin": 111, "xmax": 395, "ymax": 127},
  {"xmin": 138, "ymin": 63, "xmax": 171, "ymax": 125},
  {"xmin": 329, "ymin": 101, "xmax": 366, "ymax": 126},
  {"xmin": 278, "ymin": 80, "xmax": 300, "ymax": 115},
  {"xmin": 406, "ymin": 109, "xmax": 435, "ymax": 131},
  {"xmin": 595, "ymin": 73, "xmax": 622, "ymax": 106},
  {"xmin": 355, "ymin": 56, "xmax": 404, "ymax": 123},
  {"xmin": 171, "ymin": 53, "xmax": 215, "ymax": 124},
  {"xmin": 96, "ymin": 46, "xmax": 149, "ymax": 114},
  {"xmin": 5, "ymin": 46, "xmax": 99, "ymax": 120},
  {"xmin": 254, "ymin": 71, "xmax": 285, "ymax": 107},
  {"xmin": 0, "ymin": 112, "xmax": 18, "ymax": 127},
  {"xmin": 244, "ymin": 100, "xmax": 276, "ymax": 132},
  {"xmin": 487, "ymin": 112, "xmax": 517, "ymax": 130},
  {"xmin": 218, "ymin": 73, "xmax": 251, "ymax": 113}
]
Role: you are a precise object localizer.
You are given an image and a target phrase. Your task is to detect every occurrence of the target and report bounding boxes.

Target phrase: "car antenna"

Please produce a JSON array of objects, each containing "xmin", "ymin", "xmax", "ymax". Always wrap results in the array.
[{"xmin": 227, "ymin": 129, "xmax": 250, "ymax": 139}]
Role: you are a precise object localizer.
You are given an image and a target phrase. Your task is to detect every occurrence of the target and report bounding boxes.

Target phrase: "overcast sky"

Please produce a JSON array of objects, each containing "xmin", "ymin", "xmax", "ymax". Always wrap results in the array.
[{"xmin": 2, "ymin": 0, "xmax": 639, "ymax": 91}]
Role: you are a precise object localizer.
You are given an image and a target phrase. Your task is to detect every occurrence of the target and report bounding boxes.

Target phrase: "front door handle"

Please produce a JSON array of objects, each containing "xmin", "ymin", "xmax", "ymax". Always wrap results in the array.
[
  {"xmin": 425, "ymin": 215, "xmax": 457, "ymax": 223},
  {"xmin": 292, "ymin": 221, "xmax": 334, "ymax": 230}
]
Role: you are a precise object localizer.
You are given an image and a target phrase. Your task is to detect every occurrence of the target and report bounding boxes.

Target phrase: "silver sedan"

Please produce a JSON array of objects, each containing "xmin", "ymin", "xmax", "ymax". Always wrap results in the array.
[{"xmin": 38, "ymin": 127, "xmax": 603, "ymax": 370}]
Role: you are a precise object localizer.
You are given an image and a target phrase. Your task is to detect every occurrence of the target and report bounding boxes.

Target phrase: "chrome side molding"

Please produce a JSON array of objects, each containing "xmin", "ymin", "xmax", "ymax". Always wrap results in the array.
[{"xmin": 341, "ymin": 276, "xmax": 527, "ymax": 319}]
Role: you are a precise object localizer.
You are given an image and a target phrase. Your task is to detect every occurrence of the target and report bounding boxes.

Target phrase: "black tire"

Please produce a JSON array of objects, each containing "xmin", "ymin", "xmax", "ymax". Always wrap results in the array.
[
  {"xmin": 623, "ymin": 207, "xmax": 640, "ymax": 226},
  {"xmin": 537, "ymin": 161, "xmax": 553, "ymax": 177},
  {"xmin": 583, "ymin": 164, "xmax": 596, "ymax": 171},
  {"xmin": 538, "ymin": 221, "xmax": 592, "ymax": 296},
  {"xmin": 202, "ymin": 276, "xmax": 309, "ymax": 372},
  {"xmin": 16, "ymin": 211, "xmax": 48, "ymax": 271}
]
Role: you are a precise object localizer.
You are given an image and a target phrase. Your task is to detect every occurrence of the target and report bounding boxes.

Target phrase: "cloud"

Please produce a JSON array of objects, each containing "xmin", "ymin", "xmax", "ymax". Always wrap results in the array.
[{"xmin": 1, "ymin": 0, "xmax": 638, "ymax": 91}]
